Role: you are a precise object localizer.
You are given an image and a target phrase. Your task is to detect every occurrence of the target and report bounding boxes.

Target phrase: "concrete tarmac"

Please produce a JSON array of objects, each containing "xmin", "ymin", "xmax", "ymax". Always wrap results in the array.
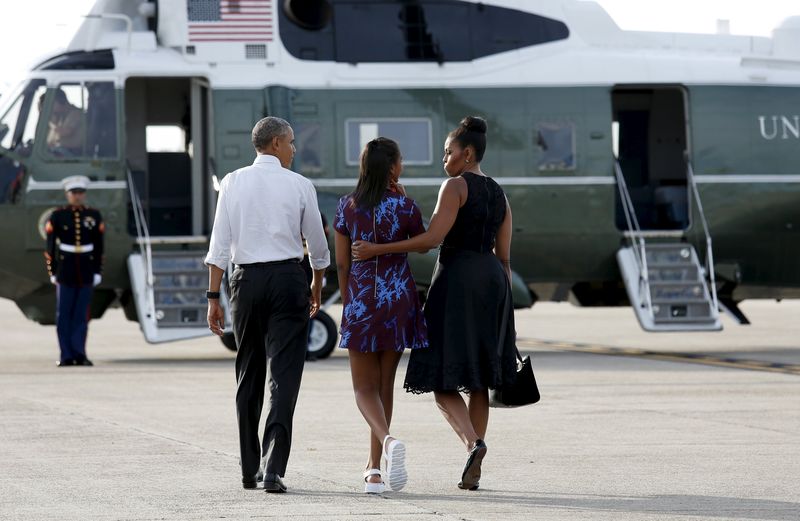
[{"xmin": 1, "ymin": 298, "xmax": 798, "ymax": 521}]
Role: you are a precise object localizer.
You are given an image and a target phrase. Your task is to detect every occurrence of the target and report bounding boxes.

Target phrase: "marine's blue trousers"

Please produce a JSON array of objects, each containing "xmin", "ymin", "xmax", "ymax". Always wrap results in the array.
[{"xmin": 56, "ymin": 284, "xmax": 93, "ymax": 363}]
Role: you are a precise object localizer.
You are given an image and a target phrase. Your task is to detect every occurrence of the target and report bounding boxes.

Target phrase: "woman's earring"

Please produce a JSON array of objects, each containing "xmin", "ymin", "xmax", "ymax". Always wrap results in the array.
[{"xmin": 465, "ymin": 159, "xmax": 470, "ymax": 164}]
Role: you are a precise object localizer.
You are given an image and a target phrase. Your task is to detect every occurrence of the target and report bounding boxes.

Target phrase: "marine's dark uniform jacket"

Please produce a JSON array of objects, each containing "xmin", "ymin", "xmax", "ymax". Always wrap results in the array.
[{"xmin": 44, "ymin": 205, "xmax": 104, "ymax": 286}]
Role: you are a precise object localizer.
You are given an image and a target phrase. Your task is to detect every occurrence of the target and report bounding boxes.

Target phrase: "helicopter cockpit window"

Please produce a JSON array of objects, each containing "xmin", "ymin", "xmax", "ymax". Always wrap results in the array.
[
  {"xmin": 0, "ymin": 79, "xmax": 45, "ymax": 204},
  {"xmin": 44, "ymin": 81, "xmax": 117, "ymax": 160},
  {"xmin": 86, "ymin": 82, "xmax": 118, "ymax": 158},
  {"xmin": 345, "ymin": 118, "xmax": 432, "ymax": 166},
  {"xmin": 44, "ymin": 84, "xmax": 85, "ymax": 157},
  {"xmin": 0, "ymin": 79, "xmax": 46, "ymax": 156},
  {"xmin": 535, "ymin": 121, "xmax": 576, "ymax": 171},
  {"xmin": 21, "ymin": 85, "xmax": 48, "ymax": 156},
  {"xmin": 0, "ymin": 95, "xmax": 24, "ymax": 152}
]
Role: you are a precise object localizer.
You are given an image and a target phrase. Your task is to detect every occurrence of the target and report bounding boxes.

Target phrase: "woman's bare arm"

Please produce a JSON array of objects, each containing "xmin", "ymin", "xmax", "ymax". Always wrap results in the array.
[
  {"xmin": 494, "ymin": 197, "xmax": 513, "ymax": 283},
  {"xmin": 334, "ymin": 230, "xmax": 351, "ymax": 303},
  {"xmin": 352, "ymin": 177, "xmax": 466, "ymax": 260}
]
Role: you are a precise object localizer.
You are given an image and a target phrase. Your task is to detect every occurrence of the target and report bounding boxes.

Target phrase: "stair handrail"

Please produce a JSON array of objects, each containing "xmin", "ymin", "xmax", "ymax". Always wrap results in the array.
[
  {"xmin": 126, "ymin": 168, "xmax": 156, "ymax": 319},
  {"xmin": 613, "ymin": 160, "xmax": 641, "ymax": 234},
  {"xmin": 686, "ymin": 162, "xmax": 719, "ymax": 315},
  {"xmin": 614, "ymin": 160, "xmax": 653, "ymax": 315}
]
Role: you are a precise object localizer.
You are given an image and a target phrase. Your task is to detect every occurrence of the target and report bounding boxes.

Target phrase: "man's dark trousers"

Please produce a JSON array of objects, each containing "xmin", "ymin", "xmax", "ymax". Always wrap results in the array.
[
  {"xmin": 56, "ymin": 284, "xmax": 93, "ymax": 363},
  {"xmin": 230, "ymin": 260, "xmax": 310, "ymax": 481}
]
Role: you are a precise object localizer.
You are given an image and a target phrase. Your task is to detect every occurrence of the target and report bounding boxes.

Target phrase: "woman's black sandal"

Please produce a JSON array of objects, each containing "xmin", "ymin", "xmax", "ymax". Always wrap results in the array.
[{"xmin": 458, "ymin": 439, "xmax": 487, "ymax": 490}]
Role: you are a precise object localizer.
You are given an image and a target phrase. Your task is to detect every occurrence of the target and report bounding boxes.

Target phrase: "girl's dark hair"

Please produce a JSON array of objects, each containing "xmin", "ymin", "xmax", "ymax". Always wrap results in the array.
[
  {"xmin": 351, "ymin": 137, "xmax": 400, "ymax": 209},
  {"xmin": 448, "ymin": 116, "xmax": 487, "ymax": 162}
]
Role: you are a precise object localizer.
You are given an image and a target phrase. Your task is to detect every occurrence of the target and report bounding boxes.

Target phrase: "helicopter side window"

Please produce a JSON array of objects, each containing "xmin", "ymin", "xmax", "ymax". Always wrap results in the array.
[
  {"xmin": 535, "ymin": 121, "xmax": 576, "ymax": 171},
  {"xmin": 280, "ymin": 1, "xmax": 568, "ymax": 63},
  {"xmin": 345, "ymin": 118, "xmax": 432, "ymax": 166},
  {"xmin": 44, "ymin": 81, "xmax": 117, "ymax": 159}
]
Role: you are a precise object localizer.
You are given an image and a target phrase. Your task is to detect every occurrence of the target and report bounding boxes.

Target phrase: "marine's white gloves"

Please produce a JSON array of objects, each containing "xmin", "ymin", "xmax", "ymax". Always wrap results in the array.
[{"xmin": 93, "ymin": 273, "xmax": 102, "ymax": 287}]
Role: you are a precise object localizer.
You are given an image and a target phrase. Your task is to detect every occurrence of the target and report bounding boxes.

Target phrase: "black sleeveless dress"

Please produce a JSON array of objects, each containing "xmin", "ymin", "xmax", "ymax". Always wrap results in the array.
[{"xmin": 404, "ymin": 172, "xmax": 518, "ymax": 394}]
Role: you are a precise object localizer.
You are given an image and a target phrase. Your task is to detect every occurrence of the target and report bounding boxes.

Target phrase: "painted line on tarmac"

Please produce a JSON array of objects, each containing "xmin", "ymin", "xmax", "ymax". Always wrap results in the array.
[{"xmin": 517, "ymin": 338, "xmax": 800, "ymax": 375}]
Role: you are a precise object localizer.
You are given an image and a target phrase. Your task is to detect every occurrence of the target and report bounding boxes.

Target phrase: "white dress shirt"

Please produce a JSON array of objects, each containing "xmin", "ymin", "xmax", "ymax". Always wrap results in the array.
[{"xmin": 205, "ymin": 154, "xmax": 331, "ymax": 271}]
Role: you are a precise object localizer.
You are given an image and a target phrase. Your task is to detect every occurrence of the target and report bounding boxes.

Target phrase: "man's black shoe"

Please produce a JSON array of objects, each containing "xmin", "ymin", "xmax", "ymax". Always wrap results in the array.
[
  {"xmin": 242, "ymin": 470, "xmax": 264, "ymax": 489},
  {"xmin": 263, "ymin": 473, "xmax": 287, "ymax": 493},
  {"xmin": 57, "ymin": 359, "xmax": 76, "ymax": 367},
  {"xmin": 76, "ymin": 359, "xmax": 94, "ymax": 366}
]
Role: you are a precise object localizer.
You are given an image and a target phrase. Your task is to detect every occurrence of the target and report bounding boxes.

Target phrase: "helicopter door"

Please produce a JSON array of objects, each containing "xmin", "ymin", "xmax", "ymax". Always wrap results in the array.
[
  {"xmin": 125, "ymin": 77, "xmax": 212, "ymax": 237},
  {"xmin": 612, "ymin": 87, "xmax": 690, "ymax": 230},
  {"xmin": 612, "ymin": 87, "xmax": 721, "ymax": 331},
  {"xmin": 125, "ymin": 77, "xmax": 223, "ymax": 343}
]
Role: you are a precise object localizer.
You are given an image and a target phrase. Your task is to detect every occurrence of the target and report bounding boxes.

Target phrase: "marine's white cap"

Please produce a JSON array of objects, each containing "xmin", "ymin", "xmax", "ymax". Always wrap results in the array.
[{"xmin": 62, "ymin": 175, "xmax": 90, "ymax": 192}]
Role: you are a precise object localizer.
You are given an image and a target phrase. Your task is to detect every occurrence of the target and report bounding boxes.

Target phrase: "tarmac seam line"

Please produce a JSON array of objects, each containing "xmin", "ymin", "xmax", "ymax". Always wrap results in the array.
[{"xmin": 519, "ymin": 338, "xmax": 800, "ymax": 376}]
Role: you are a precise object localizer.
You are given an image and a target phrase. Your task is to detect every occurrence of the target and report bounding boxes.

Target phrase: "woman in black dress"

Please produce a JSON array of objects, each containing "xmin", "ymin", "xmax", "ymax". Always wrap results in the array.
[{"xmin": 352, "ymin": 117, "xmax": 517, "ymax": 490}]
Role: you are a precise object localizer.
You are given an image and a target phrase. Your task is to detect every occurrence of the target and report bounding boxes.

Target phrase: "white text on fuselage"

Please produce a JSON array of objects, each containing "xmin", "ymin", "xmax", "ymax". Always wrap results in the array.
[{"xmin": 758, "ymin": 116, "xmax": 800, "ymax": 140}]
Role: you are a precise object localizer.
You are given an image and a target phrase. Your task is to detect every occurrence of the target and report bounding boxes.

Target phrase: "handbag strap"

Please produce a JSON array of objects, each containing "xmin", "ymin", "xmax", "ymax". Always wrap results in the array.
[{"xmin": 497, "ymin": 282, "xmax": 524, "ymax": 364}]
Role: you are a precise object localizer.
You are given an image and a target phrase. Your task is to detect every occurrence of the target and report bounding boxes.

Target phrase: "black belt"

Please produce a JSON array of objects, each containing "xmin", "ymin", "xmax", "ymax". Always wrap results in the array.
[{"xmin": 237, "ymin": 259, "xmax": 300, "ymax": 268}]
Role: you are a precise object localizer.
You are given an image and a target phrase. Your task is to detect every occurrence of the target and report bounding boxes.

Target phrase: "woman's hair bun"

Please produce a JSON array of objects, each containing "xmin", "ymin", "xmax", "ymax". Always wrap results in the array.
[{"xmin": 460, "ymin": 116, "xmax": 487, "ymax": 134}]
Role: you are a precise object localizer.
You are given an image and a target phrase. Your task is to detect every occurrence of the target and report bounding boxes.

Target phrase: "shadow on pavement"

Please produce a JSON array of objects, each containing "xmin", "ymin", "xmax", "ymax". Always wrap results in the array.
[{"xmin": 406, "ymin": 490, "xmax": 798, "ymax": 520}]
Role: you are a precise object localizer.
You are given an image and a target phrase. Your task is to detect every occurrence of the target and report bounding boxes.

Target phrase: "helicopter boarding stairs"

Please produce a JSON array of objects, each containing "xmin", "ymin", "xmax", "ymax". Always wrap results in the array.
[
  {"xmin": 126, "ymin": 170, "xmax": 229, "ymax": 343},
  {"xmin": 614, "ymin": 161, "xmax": 721, "ymax": 332}
]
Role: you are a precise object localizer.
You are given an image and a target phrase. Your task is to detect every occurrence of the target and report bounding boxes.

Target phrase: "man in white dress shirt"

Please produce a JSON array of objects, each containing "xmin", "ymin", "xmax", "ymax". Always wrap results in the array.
[{"xmin": 205, "ymin": 117, "xmax": 330, "ymax": 493}]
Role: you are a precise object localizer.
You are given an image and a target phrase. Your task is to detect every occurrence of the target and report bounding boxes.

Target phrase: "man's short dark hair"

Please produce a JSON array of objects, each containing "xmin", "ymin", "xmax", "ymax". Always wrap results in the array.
[{"xmin": 252, "ymin": 117, "xmax": 291, "ymax": 151}]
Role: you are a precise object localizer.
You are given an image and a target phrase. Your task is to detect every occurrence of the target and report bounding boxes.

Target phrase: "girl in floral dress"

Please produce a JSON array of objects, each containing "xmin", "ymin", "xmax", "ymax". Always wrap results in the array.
[{"xmin": 334, "ymin": 137, "xmax": 428, "ymax": 494}]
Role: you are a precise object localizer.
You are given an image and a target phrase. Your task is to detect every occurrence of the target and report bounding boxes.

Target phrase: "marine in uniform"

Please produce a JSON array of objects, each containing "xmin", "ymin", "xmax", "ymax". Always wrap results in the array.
[{"xmin": 44, "ymin": 175, "xmax": 105, "ymax": 367}]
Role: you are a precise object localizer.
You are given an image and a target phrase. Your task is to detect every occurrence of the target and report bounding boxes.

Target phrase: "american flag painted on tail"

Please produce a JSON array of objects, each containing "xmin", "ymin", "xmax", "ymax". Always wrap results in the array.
[{"xmin": 187, "ymin": 0, "xmax": 273, "ymax": 42}]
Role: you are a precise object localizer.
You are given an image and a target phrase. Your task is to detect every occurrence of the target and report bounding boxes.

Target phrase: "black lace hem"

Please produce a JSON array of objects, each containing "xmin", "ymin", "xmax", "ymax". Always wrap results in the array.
[
  {"xmin": 404, "ymin": 382, "xmax": 483, "ymax": 395},
  {"xmin": 403, "ymin": 357, "xmax": 517, "ymax": 395}
]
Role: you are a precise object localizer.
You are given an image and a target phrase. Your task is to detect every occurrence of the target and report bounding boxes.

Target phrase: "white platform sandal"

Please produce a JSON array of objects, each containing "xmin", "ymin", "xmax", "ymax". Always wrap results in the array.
[
  {"xmin": 382, "ymin": 435, "xmax": 407, "ymax": 492},
  {"xmin": 363, "ymin": 468, "xmax": 385, "ymax": 494}
]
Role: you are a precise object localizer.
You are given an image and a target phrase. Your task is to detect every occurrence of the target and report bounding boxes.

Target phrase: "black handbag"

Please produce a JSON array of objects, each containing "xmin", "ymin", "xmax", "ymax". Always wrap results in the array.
[
  {"xmin": 490, "ymin": 349, "xmax": 540, "ymax": 408},
  {"xmin": 489, "ymin": 289, "xmax": 540, "ymax": 408}
]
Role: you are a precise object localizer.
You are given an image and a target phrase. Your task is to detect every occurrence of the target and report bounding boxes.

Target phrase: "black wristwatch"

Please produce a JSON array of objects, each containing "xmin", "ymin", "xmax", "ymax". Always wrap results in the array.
[{"xmin": 206, "ymin": 290, "xmax": 221, "ymax": 300}]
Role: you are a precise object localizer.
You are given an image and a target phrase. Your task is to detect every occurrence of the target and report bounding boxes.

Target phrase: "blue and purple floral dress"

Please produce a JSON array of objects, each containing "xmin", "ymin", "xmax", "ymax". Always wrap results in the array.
[{"xmin": 334, "ymin": 191, "xmax": 429, "ymax": 353}]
